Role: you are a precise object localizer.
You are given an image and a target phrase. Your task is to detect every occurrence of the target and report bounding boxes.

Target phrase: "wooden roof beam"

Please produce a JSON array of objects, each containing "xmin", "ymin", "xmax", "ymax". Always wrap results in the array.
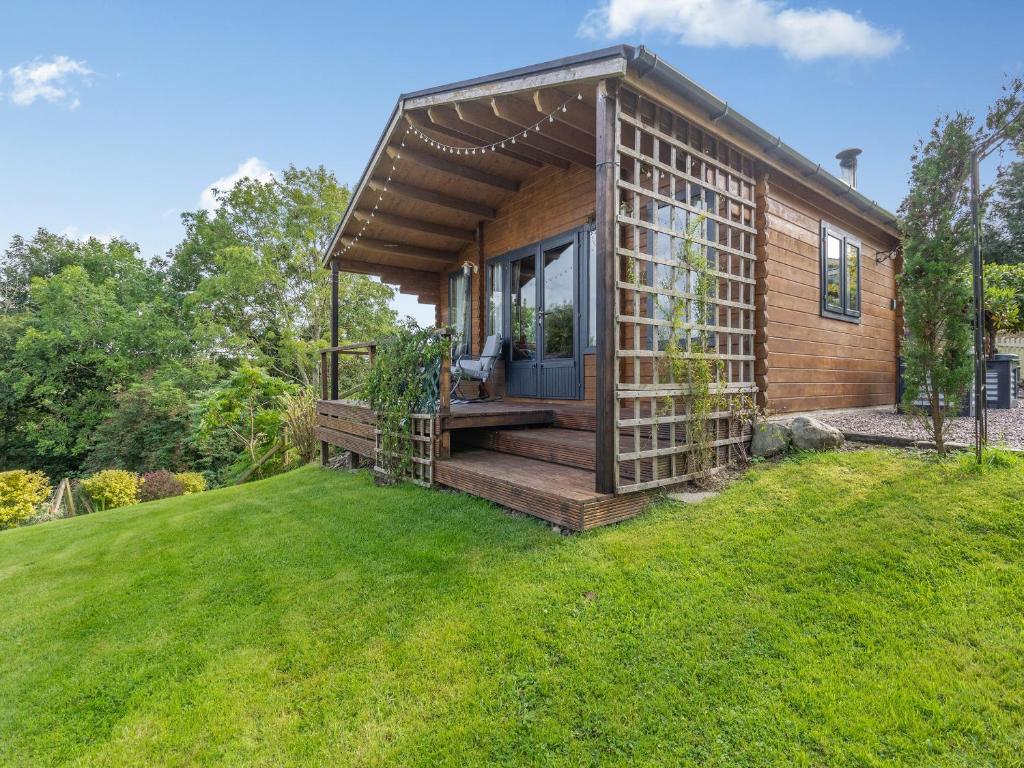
[
  {"xmin": 454, "ymin": 100, "xmax": 594, "ymax": 167},
  {"xmin": 532, "ymin": 88, "xmax": 596, "ymax": 136},
  {"xmin": 368, "ymin": 178, "xmax": 497, "ymax": 219},
  {"xmin": 384, "ymin": 145, "xmax": 519, "ymax": 192},
  {"xmin": 338, "ymin": 236, "xmax": 459, "ymax": 268},
  {"xmin": 490, "ymin": 95, "xmax": 595, "ymax": 155},
  {"xmin": 352, "ymin": 210, "xmax": 475, "ymax": 243},
  {"xmin": 407, "ymin": 113, "xmax": 541, "ymax": 169},
  {"xmin": 424, "ymin": 106, "xmax": 561, "ymax": 168}
]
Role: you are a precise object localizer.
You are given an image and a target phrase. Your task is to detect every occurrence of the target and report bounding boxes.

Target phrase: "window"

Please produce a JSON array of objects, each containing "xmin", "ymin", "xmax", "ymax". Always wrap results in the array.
[
  {"xmin": 486, "ymin": 261, "xmax": 503, "ymax": 336},
  {"xmin": 820, "ymin": 222, "xmax": 861, "ymax": 322},
  {"xmin": 587, "ymin": 226, "xmax": 597, "ymax": 349},
  {"xmin": 448, "ymin": 270, "xmax": 469, "ymax": 357}
]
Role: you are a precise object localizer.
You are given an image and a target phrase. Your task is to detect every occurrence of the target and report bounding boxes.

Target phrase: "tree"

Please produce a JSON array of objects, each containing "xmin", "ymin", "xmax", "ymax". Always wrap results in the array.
[
  {"xmin": 170, "ymin": 166, "xmax": 398, "ymax": 387},
  {"xmin": 899, "ymin": 114, "xmax": 976, "ymax": 454},
  {"xmin": 198, "ymin": 365, "xmax": 292, "ymax": 469},
  {"xmin": 0, "ymin": 232, "xmax": 194, "ymax": 477},
  {"xmin": 899, "ymin": 78, "xmax": 1023, "ymax": 454}
]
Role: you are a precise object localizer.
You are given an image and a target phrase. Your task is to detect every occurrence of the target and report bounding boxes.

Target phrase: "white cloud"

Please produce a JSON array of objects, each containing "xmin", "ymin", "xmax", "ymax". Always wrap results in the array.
[
  {"xmin": 61, "ymin": 226, "xmax": 120, "ymax": 244},
  {"xmin": 199, "ymin": 157, "xmax": 276, "ymax": 210},
  {"xmin": 579, "ymin": 0, "xmax": 902, "ymax": 61},
  {"xmin": 7, "ymin": 55, "xmax": 92, "ymax": 107}
]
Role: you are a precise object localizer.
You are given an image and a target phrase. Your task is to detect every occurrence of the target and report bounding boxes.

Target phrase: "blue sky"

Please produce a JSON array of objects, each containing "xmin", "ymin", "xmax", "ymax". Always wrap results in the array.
[{"xmin": 2, "ymin": 0, "xmax": 1021, "ymax": 324}]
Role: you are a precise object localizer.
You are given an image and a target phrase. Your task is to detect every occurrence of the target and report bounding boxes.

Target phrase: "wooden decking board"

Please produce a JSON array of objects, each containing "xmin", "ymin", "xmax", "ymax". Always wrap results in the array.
[
  {"xmin": 318, "ymin": 398, "xmax": 655, "ymax": 529},
  {"xmin": 459, "ymin": 427, "xmax": 596, "ymax": 470},
  {"xmin": 442, "ymin": 402, "xmax": 556, "ymax": 430}
]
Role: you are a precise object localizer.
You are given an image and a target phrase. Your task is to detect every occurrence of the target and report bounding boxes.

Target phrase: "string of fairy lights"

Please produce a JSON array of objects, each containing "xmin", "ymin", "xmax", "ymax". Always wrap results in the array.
[{"xmin": 338, "ymin": 92, "xmax": 583, "ymax": 257}]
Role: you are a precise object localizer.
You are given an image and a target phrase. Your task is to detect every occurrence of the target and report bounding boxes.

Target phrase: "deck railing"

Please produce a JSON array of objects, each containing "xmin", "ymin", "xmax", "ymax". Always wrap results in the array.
[
  {"xmin": 319, "ymin": 341, "xmax": 377, "ymax": 401},
  {"xmin": 318, "ymin": 330, "xmax": 454, "ymax": 482}
]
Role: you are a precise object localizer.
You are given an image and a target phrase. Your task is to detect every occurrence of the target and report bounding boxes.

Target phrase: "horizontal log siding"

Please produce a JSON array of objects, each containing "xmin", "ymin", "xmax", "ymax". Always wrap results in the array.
[{"xmin": 762, "ymin": 179, "xmax": 900, "ymax": 413}]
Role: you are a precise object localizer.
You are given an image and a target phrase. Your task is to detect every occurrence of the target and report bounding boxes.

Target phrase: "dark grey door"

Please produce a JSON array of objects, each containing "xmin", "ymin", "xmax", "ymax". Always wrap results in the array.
[
  {"xmin": 503, "ymin": 232, "xmax": 581, "ymax": 399},
  {"xmin": 538, "ymin": 235, "xmax": 578, "ymax": 398},
  {"xmin": 506, "ymin": 248, "xmax": 539, "ymax": 397}
]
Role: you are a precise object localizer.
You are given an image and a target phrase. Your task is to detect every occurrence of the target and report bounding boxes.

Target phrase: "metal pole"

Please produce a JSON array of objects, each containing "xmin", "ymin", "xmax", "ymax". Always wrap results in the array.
[{"xmin": 970, "ymin": 151, "xmax": 986, "ymax": 463}]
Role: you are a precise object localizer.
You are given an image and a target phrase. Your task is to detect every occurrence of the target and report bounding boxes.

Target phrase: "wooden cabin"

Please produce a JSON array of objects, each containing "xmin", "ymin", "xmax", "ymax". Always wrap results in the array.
[{"xmin": 317, "ymin": 45, "xmax": 902, "ymax": 530}]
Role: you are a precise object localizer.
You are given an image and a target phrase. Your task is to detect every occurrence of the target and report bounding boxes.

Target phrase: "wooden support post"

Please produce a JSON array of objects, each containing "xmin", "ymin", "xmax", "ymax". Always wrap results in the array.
[
  {"xmin": 330, "ymin": 264, "xmax": 339, "ymax": 401},
  {"xmin": 595, "ymin": 78, "xmax": 618, "ymax": 494},
  {"xmin": 321, "ymin": 441, "xmax": 329, "ymax": 466},
  {"xmin": 753, "ymin": 170, "xmax": 770, "ymax": 410}
]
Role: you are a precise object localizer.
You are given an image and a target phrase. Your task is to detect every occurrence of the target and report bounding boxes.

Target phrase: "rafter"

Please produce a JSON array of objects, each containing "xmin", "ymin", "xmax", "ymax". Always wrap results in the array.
[
  {"xmin": 352, "ymin": 210, "xmax": 475, "ymax": 243},
  {"xmin": 385, "ymin": 145, "xmax": 519, "ymax": 192},
  {"xmin": 428, "ymin": 104, "xmax": 569, "ymax": 169},
  {"xmin": 406, "ymin": 113, "xmax": 542, "ymax": 169},
  {"xmin": 454, "ymin": 100, "xmax": 594, "ymax": 167},
  {"xmin": 533, "ymin": 88, "xmax": 596, "ymax": 136},
  {"xmin": 490, "ymin": 95, "xmax": 595, "ymax": 156},
  {"xmin": 338, "ymin": 236, "xmax": 459, "ymax": 268},
  {"xmin": 368, "ymin": 178, "xmax": 496, "ymax": 219}
]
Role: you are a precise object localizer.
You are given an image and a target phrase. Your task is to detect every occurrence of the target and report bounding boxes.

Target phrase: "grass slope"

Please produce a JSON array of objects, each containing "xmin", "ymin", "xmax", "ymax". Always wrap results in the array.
[{"xmin": 1, "ymin": 450, "xmax": 1022, "ymax": 766}]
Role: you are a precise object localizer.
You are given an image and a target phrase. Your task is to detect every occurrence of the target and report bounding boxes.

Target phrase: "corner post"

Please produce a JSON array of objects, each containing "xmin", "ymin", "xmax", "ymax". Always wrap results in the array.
[
  {"xmin": 330, "ymin": 262, "xmax": 339, "ymax": 401},
  {"xmin": 595, "ymin": 78, "xmax": 618, "ymax": 494}
]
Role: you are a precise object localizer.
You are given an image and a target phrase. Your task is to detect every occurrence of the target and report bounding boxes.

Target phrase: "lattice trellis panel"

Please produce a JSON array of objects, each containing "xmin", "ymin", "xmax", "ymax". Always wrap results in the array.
[
  {"xmin": 374, "ymin": 414, "xmax": 437, "ymax": 487},
  {"xmin": 614, "ymin": 87, "xmax": 757, "ymax": 492}
]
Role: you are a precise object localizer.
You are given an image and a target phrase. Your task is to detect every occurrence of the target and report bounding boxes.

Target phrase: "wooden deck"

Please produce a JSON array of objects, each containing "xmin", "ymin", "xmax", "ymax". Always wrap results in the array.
[{"xmin": 317, "ymin": 398, "xmax": 657, "ymax": 530}]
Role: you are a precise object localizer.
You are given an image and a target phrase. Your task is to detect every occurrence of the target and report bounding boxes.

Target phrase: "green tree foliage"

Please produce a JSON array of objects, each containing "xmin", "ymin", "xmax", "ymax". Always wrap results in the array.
[
  {"xmin": 984, "ymin": 263, "xmax": 1024, "ymax": 333},
  {"xmin": 171, "ymin": 166, "xmax": 397, "ymax": 386},
  {"xmin": 900, "ymin": 78, "xmax": 1022, "ymax": 453},
  {"xmin": 899, "ymin": 114, "xmax": 976, "ymax": 454},
  {"xmin": 983, "ymin": 161, "xmax": 1024, "ymax": 265},
  {"xmin": 199, "ymin": 365, "xmax": 293, "ymax": 469},
  {"xmin": 0, "ymin": 234, "xmax": 192, "ymax": 477},
  {"xmin": 0, "ymin": 166, "xmax": 403, "ymax": 485}
]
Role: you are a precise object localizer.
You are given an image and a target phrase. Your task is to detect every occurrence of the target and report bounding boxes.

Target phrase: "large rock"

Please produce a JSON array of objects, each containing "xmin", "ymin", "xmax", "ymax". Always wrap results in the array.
[
  {"xmin": 751, "ymin": 422, "xmax": 791, "ymax": 458},
  {"xmin": 789, "ymin": 416, "xmax": 845, "ymax": 451}
]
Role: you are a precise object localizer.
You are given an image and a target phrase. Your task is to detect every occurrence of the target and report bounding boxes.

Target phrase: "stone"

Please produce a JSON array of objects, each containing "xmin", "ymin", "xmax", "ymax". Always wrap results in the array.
[
  {"xmin": 667, "ymin": 490, "xmax": 719, "ymax": 504},
  {"xmin": 789, "ymin": 416, "xmax": 845, "ymax": 451},
  {"xmin": 751, "ymin": 422, "xmax": 791, "ymax": 458}
]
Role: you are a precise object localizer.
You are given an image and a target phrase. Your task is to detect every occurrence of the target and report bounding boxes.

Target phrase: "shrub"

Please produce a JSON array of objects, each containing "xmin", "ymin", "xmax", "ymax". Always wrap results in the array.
[
  {"xmin": 139, "ymin": 470, "xmax": 185, "ymax": 502},
  {"xmin": 0, "ymin": 470, "xmax": 52, "ymax": 529},
  {"xmin": 282, "ymin": 388, "xmax": 318, "ymax": 465},
  {"xmin": 174, "ymin": 472, "xmax": 207, "ymax": 495},
  {"xmin": 81, "ymin": 470, "xmax": 140, "ymax": 511}
]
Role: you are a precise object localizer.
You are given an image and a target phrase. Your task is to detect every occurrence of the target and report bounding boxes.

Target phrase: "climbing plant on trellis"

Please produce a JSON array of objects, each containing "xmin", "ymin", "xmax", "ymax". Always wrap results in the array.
[{"xmin": 613, "ymin": 87, "xmax": 757, "ymax": 491}]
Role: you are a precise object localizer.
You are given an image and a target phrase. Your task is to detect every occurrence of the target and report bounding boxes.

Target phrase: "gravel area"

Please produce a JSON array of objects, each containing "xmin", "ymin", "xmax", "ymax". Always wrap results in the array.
[{"xmin": 773, "ymin": 400, "xmax": 1024, "ymax": 450}]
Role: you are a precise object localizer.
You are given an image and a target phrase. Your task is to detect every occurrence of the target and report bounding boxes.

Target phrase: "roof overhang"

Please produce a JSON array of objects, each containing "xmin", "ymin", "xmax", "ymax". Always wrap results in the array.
[{"xmin": 325, "ymin": 45, "xmax": 900, "ymax": 282}]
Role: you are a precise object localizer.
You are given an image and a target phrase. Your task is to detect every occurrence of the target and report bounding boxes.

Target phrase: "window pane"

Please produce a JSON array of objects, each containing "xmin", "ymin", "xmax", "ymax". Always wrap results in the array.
[
  {"xmin": 825, "ymin": 234, "xmax": 842, "ymax": 311},
  {"xmin": 486, "ymin": 262, "xmax": 503, "ymax": 336},
  {"xmin": 846, "ymin": 243, "xmax": 860, "ymax": 313},
  {"xmin": 448, "ymin": 272, "xmax": 469, "ymax": 356},
  {"xmin": 587, "ymin": 228, "xmax": 597, "ymax": 348},
  {"xmin": 510, "ymin": 255, "xmax": 536, "ymax": 361},
  {"xmin": 542, "ymin": 241, "xmax": 575, "ymax": 361}
]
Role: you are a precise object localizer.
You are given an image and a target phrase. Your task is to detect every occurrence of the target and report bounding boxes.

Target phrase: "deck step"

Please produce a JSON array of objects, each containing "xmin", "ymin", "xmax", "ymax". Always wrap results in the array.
[
  {"xmin": 434, "ymin": 449, "xmax": 652, "ymax": 531},
  {"xmin": 458, "ymin": 427, "xmax": 595, "ymax": 471}
]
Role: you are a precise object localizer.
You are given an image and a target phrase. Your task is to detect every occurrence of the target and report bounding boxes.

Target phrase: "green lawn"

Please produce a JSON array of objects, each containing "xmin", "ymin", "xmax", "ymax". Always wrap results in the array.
[{"xmin": 1, "ymin": 450, "xmax": 1022, "ymax": 766}]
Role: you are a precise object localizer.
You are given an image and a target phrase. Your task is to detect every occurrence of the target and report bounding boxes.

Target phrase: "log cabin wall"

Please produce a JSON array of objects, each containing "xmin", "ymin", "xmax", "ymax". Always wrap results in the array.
[
  {"xmin": 759, "ymin": 172, "xmax": 900, "ymax": 413},
  {"xmin": 436, "ymin": 163, "xmax": 597, "ymax": 401}
]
